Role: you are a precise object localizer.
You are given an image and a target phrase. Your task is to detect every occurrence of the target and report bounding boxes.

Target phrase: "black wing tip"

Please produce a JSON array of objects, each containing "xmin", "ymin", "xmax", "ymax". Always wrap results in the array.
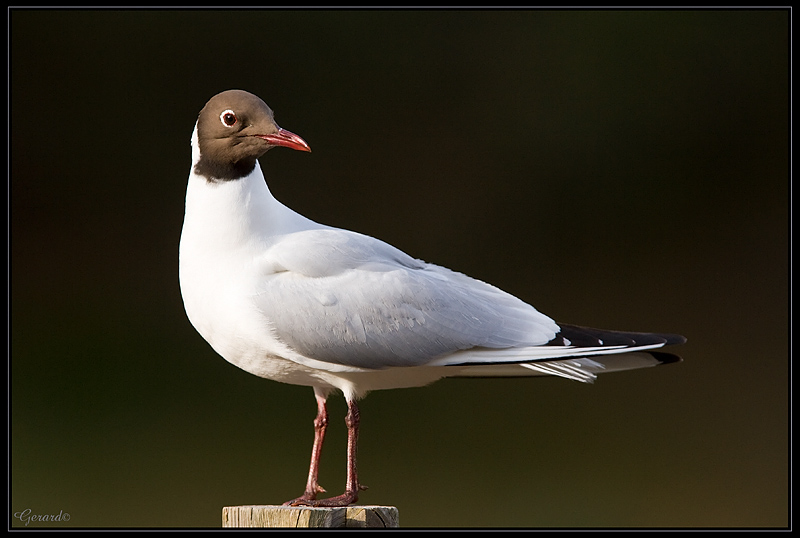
[
  {"xmin": 550, "ymin": 323, "xmax": 687, "ymax": 348},
  {"xmin": 664, "ymin": 333, "xmax": 688, "ymax": 346}
]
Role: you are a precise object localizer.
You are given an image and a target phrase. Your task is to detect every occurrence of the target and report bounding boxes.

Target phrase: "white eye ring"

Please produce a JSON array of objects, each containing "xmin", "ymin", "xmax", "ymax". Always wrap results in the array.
[{"xmin": 220, "ymin": 109, "xmax": 237, "ymax": 127}]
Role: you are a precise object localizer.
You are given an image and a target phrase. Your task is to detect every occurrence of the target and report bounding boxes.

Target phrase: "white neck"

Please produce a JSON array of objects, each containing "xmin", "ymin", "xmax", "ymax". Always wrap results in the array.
[{"xmin": 181, "ymin": 124, "xmax": 320, "ymax": 251}]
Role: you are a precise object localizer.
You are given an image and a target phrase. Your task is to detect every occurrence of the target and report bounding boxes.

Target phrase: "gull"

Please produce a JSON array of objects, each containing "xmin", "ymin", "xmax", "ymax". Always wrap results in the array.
[{"xmin": 179, "ymin": 89, "xmax": 686, "ymax": 507}]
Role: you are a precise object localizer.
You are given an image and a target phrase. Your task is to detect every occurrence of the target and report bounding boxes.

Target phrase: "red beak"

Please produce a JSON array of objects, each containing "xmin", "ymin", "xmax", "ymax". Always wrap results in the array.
[{"xmin": 257, "ymin": 128, "xmax": 312, "ymax": 152}]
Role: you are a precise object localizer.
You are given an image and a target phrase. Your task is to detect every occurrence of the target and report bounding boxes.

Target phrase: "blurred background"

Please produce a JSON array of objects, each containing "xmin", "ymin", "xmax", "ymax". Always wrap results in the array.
[{"xmin": 10, "ymin": 9, "xmax": 788, "ymax": 528}]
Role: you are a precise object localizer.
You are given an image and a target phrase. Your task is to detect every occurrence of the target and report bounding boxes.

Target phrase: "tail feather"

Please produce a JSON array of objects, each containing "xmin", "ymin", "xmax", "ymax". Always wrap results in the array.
[
  {"xmin": 443, "ymin": 324, "xmax": 686, "ymax": 382},
  {"xmin": 451, "ymin": 350, "xmax": 680, "ymax": 382}
]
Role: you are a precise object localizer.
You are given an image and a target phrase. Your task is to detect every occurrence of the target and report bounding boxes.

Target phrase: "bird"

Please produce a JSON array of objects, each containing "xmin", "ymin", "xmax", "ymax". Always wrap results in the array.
[{"xmin": 179, "ymin": 89, "xmax": 686, "ymax": 507}]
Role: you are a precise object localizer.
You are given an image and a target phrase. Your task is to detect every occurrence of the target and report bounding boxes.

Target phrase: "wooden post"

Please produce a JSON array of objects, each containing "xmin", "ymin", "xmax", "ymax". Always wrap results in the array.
[{"xmin": 222, "ymin": 505, "xmax": 399, "ymax": 528}]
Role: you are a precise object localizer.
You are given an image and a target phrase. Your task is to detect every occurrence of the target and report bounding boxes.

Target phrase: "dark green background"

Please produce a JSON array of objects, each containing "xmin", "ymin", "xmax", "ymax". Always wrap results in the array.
[{"xmin": 11, "ymin": 9, "xmax": 788, "ymax": 528}]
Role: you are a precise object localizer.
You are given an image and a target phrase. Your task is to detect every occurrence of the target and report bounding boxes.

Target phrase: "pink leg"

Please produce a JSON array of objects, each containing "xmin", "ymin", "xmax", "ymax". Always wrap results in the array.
[
  {"xmin": 285, "ymin": 397, "xmax": 367, "ymax": 507},
  {"xmin": 283, "ymin": 390, "xmax": 329, "ymax": 505}
]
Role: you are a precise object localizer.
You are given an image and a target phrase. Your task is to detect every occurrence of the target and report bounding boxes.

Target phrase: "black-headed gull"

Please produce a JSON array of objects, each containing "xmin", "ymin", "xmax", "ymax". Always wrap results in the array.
[{"xmin": 179, "ymin": 89, "xmax": 686, "ymax": 507}]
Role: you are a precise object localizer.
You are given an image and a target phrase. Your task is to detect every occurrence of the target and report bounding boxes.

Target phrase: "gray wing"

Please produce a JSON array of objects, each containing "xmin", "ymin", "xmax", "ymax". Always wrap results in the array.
[{"xmin": 254, "ymin": 228, "xmax": 558, "ymax": 369}]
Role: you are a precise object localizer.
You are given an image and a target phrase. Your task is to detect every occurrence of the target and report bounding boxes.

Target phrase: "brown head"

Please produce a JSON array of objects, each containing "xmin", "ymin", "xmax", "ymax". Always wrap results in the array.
[{"xmin": 193, "ymin": 89, "xmax": 311, "ymax": 182}]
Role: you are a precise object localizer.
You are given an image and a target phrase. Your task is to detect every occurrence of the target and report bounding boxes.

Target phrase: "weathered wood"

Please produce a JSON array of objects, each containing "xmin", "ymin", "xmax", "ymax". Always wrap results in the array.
[{"xmin": 221, "ymin": 505, "xmax": 399, "ymax": 528}]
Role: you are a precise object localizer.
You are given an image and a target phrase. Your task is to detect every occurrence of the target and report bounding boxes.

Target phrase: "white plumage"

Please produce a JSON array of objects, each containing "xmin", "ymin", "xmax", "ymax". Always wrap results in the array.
[{"xmin": 179, "ymin": 90, "xmax": 685, "ymax": 506}]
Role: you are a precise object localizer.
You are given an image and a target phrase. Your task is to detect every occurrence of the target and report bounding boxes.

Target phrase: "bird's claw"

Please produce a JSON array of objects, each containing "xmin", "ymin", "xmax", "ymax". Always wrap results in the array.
[{"xmin": 283, "ymin": 489, "xmax": 362, "ymax": 507}]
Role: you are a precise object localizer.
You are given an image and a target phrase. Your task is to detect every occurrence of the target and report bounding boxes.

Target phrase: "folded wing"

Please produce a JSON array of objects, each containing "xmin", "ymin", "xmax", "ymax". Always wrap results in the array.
[{"xmin": 255, "ymin": 228, "xmax": 685, "ymax": 379}]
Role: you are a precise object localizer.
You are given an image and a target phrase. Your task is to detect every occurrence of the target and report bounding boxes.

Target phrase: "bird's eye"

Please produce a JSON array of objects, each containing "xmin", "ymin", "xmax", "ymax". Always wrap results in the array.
[{"xmin": 220, "ymin": 110, "xmax": 237, "ymax": 127}]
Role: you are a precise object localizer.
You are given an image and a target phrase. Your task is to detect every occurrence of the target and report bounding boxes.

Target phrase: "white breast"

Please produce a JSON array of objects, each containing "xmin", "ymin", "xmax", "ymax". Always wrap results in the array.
[{"xmin": 179, "ymin": 126, "xmax": 340, "ymax": 389}]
